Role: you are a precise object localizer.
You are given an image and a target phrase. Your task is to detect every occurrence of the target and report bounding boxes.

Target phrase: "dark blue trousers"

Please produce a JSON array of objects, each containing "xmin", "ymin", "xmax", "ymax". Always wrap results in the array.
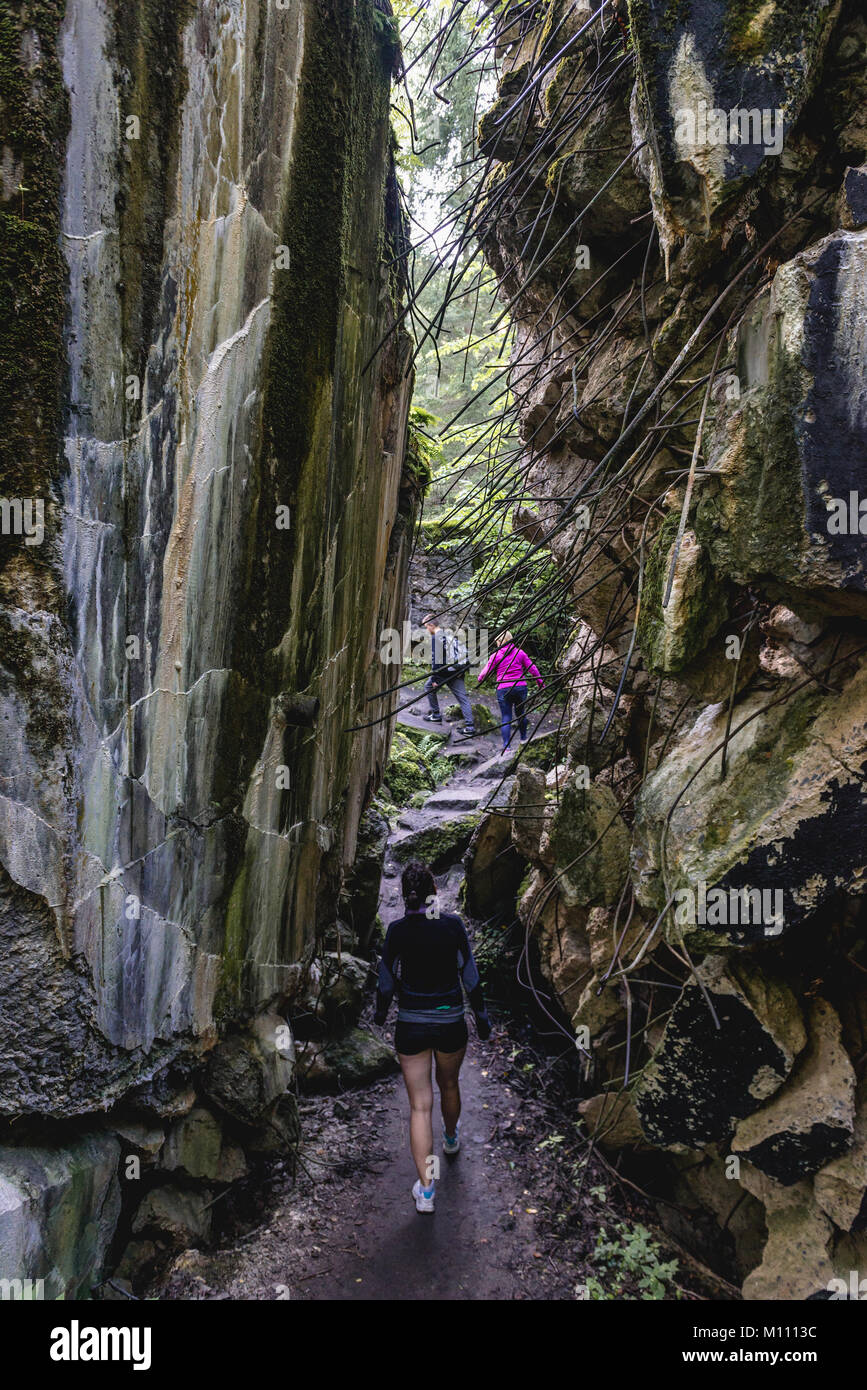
[{"xmin": 497, "ymin": 683, "xmax": 528, "ymax": 749}]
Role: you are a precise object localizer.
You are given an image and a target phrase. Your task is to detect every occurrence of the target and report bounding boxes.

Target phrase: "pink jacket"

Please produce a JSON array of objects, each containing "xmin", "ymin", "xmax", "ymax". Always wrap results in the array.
[{"xmin": 478, "ymin": 644, "xmax": 544, "ymax": 690}]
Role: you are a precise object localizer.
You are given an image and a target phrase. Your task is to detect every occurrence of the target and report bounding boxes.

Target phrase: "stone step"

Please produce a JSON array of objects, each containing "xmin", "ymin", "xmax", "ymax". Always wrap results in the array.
[
  {"xmin": 472, "ymin": 751, "xmax": 519, "ymax": 780},
  {"xmin": 440, "ymin": 746, "xmax": 480, "ymax": 765},
  {"xmin": 423, "ymin": 786, "xmax": 485, "ymax": 811},
  {"xmin": 390, "ymin": 811, "xmax": 482, "ymax": 868},
  {"xmin": 471, "ymin": 731, "xmax": 556, "ymax": 780}
]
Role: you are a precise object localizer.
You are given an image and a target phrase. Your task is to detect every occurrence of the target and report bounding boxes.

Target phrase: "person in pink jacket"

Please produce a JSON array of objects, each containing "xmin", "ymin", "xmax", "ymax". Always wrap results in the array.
[{"xmin": 477, "ymin": 630, "xmax": 544, "ymax": 753}]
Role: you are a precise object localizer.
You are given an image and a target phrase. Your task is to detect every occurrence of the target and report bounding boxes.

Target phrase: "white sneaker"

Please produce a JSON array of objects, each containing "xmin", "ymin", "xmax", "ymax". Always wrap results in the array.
[
  {"xmin": 443, "ymin": 1118, "xmax": 461, "ymax": 1155},
  {"xmin": 412, "ymin": 1179, "xmax": 435, "ymax": 1213}
]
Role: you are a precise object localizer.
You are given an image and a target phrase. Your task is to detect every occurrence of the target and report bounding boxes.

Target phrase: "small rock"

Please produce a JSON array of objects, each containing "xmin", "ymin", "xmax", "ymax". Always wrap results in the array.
[
  {"xmin": 392, "ymin": 813, "xmax": 482, "ymax": 870},
  {"xmin": 111, "ymin": 1117, "xmax": 165, "ymax": 1159},
  {"xmin": 763, "ymin": 604, "xmax": 823, "ymax": 646},
  {"xmin": 128, "ymin": 1076, "xmax": 198, "ymax": 1123},
  {"xmin": 160, "ymin": 1107, "xmax": 248, "ymax": 1183},
  {"xmin": 132, "ymin": 1186, "xmax": 212, "ymax": 1247},
  {"xmin": 114, "ymin": 1240, "xmax": 160, "ymax": 1284},
  {"xmin": 297, "ymin": 1027, "xmax": 399, "ymax": 1094},
  {"xmin": 579, "ymin": 1092, "xmax": 648, "ymax": 1150}
]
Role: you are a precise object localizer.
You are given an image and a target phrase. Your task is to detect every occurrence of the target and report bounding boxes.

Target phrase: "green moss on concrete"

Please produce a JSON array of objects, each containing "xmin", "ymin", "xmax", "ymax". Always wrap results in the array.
[
  {"xmin": 0, "ymin": 2, "xmax": 68, "ymax": 534},
  {"xmin": 216, "ymin": 860, "xmax": 249, "ymax": 1022},
  {"xmin": 444, "ymin": 700, "xmax": 497, "ymax": 733},
  {"xmin": 546, "ymin": 782, "xmax": 630, "ymax": 907},
  {"xmin": 108, "ymin": 0, "xmax": 196, "ymax": 395},
  {"xmin": 519, "ymin": 731, "xmax": 563, "ymax": 770},
  {"xmin": 724, "ymin": 0, "xmax": 834, "ymax": 63},
  {"xmin": 383, "ymin": 728, "xmax": 436, "ymax": 806},
  {"xmin": 638, "ymin": 512, "xmax": 726, "ymax": 674},
  {"xmin": 391, "ymin": 814, "xmax": 481, "ymax": 869}
]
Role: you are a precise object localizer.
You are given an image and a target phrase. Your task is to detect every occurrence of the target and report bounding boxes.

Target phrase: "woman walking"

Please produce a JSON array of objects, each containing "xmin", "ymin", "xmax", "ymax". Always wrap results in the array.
[
  {"xmin": 477, "ymin": 630, "xmax": 545, "ymax": 754},
  {"xmin": 373, "ymin": 860, "xmax": 492, "ymax": 1213}
]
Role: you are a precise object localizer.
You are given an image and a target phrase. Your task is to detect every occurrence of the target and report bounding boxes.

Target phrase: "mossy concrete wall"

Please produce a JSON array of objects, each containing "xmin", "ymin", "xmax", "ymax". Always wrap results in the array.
[
  {"xmin": 0, "ymin": 0, "xmax": 414, "ymax": 1293},
  {"xmin": 471, "ymin": 0, "xmax": 867, "ymax": 1299}
]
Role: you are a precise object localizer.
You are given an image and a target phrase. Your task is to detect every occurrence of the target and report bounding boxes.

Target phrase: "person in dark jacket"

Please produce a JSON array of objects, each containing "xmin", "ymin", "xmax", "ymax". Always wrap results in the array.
[
  {"xmin": 374, "ymin": 859, "xmax": 491, "ymax": 1212},
  {"xmin": 421, "ymin": 614, "xmax": 475, "ymax": 735}
]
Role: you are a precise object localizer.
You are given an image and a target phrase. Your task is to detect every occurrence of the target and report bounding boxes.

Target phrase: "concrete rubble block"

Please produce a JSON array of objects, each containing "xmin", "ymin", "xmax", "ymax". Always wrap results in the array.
[
  {"xmin": 203, "ymin": 1011, "xmax": 294, "ymax": 1127},
  {"xmin": 510, "ymin": 764, "xmax": 548, "ymax": 860},
  {"xmin": 739, "ymin": 1162, "xmax": 836, "ymax": 1301},
  {"xmin": 131, "ymin": 1185, "xmax": 212, "ymax": 1248},
  {"xmin": 160, "ymin": 1107, "xmax": 248, "ymax": 1184},
  {"xmin": 540, "ymin": 778, "xmax": 631, "ymax": 908},
  {"xmin": 635, "ymin": 955, "xmax": 806, "ymax": 1150},
  {"xmin": 732, "ymin": 998, "xmax": 856, "ymax": 1185},
  {"xmin": 0, "ymin": 1132, "xmax": 121, "ymax": 1299},
  {"xmin": 814, "ymin": 1078, "xmax": 867, "ymax": 1231}
]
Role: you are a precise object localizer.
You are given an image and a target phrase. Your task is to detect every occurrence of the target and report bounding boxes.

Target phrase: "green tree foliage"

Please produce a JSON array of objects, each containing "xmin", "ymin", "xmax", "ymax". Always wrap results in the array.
[{"xmin": 393, "ymin": 4, "xmax": 569, "ymax": 668}]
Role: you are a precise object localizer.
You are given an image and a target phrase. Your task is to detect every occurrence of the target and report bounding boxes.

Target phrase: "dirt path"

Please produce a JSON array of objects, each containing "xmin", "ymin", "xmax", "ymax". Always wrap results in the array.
[
  {"xmin": 158, "ymin": 1034, "xmax": 581, "ymax": 1301},
  {"xmin": 152, "ymin": 679, "xmax": 722, "ymax": 1304},
  {"xmin": 156, "ymin": 681, "xmax": 582, "ymax": 1301}
]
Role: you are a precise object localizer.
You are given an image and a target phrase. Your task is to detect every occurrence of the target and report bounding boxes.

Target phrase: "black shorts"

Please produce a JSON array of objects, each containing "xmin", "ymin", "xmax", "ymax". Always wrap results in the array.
[{"xmin": 394, "ymin": 1018, "xmax": 468, "ymax": 1056}]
